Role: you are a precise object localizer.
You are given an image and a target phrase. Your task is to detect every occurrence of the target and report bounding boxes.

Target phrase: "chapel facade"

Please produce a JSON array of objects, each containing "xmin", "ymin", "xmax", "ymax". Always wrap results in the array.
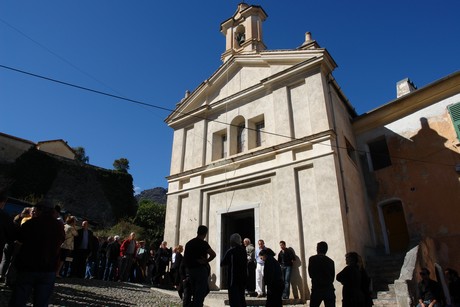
[
  {"xmin": 164, "ymin": 3, "xmax": 372, "ymax": 299},
  {"xmin": 164, "ymin": 3, "xmax": 460, "ymax": 303}
]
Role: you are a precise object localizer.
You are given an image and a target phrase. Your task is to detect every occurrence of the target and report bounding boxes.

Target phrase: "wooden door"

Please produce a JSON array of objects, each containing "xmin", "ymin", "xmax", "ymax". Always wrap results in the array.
[{"xmin": 383, "ymin": 201, "xmax": 409, "ymax": 253}]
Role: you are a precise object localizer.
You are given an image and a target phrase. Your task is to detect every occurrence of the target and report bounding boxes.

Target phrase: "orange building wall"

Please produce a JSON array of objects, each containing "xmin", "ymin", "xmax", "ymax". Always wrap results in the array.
[{"xmin": 368, "ymin": 112, "xmax": 460, "ymax": 269}]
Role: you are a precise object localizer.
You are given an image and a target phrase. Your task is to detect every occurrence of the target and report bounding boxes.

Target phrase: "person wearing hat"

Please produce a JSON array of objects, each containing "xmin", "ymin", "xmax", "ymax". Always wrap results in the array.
[{"xmin": 8, "ymin": 200, "xmax": 65, "ymax": 307}]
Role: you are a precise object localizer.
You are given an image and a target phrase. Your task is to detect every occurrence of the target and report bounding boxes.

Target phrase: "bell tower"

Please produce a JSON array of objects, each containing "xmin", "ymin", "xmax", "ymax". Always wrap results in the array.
[{"xmin": 220, "ymin": 3, "xmax": 267, "ymax": 62}]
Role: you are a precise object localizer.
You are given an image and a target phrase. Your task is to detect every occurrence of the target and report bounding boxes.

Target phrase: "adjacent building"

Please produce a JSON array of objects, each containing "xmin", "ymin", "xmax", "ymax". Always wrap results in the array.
[
  {"xmin": 354, "ymin": 73, "xmax": 460, "ymax": 269},
  {"xmin": 0, "ymin": 132, "xmax": 76, "ymax": 163}
]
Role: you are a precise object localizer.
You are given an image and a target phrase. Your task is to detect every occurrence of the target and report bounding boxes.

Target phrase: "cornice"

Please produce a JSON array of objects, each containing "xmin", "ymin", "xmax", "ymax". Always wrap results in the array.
[{"xmin": 166, "ymin": 129, "xmax": 335, "ymax": 181}]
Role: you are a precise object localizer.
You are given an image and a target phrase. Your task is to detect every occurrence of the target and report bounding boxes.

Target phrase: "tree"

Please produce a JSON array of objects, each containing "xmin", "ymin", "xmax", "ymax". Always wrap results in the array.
[
  {"xmin": 113, "ymin": 158, "xmax": 129, "ymax": 173},
  {"xmin": 133, "ymin": 199, "xmax": 166, "ymax": 247},
  {"xmin": 73, "ymin": 147, "xmax": 89, "ymax": 164}
]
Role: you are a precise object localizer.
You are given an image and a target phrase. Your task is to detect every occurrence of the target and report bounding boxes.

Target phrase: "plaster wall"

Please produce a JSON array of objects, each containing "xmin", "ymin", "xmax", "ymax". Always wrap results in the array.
[
  {"xmin": 213, "ymin": 66, "xmax": 267, "ymax": 101},
  {"xmin": 356, "ymin": 94, "xmax": 460, "ymax": 145},
  {"xmin": 329, "ymin": 84, "xmax": 374, "ymax": 255},
  {"xmin": 37, "ymin": 142, "xmax": 75, "ymax": 160},
  {"xmin": 170, "ymin": 129, "xmax": 185, "ymax": 174},
  {"xmin": 165, "ymin": 150, "xmax": 349, "ymax": 299},
  {"xmin": 303, "ymin": 72, "xmax": 331, "ymax": 135},
  {"xmin": 355, "ymin": 93, "xmax": 460, "ymax": 262},
  {"xmin": 0, "ymin": 135, "xmax": 33, "ymax": 163}
]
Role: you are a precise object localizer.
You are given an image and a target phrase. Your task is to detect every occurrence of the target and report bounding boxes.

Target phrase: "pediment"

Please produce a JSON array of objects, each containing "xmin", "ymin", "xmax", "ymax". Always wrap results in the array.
[{"xmin": 166, "ymin": 49, "xmax": 335, "ymax": 126}]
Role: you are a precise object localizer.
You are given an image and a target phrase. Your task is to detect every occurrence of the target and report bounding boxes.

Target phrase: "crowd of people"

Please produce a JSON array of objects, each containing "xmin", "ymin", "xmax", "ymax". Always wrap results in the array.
[
  {"xmin": 1, "ymin": 186, "xmax": 459, "ymax": 307},
  {"xmin": 220, "ymin": 236, "xmax": 460, "ymax": 307},
  {"xmin": 0, "ymin": 187, "xmax": 187, "ymax": 306}
]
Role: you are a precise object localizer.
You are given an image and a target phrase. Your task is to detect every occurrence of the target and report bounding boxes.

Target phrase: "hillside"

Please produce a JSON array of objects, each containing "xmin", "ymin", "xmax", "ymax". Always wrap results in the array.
[{"xmin": 135, "ymin": 187, "xmax": 167, "ymax": 204}]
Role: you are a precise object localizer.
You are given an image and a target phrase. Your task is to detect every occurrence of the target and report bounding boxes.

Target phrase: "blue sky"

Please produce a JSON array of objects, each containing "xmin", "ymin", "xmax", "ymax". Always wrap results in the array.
[{"xmin": 1, "ymin": 1, "xmax": 459, "ymax": 192}]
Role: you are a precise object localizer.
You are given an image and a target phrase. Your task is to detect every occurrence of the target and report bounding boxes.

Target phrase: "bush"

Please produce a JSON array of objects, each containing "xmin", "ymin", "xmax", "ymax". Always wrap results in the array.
[{"xmin": 94, "ymin": 219, "xmax": 145, "ymax": 242}]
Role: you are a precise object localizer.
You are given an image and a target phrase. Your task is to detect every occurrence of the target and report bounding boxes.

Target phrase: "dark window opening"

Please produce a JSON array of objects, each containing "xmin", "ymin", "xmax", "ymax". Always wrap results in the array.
[{"xmin": 368, "ymin": 137, "xmax": 391, "ymax": 170}]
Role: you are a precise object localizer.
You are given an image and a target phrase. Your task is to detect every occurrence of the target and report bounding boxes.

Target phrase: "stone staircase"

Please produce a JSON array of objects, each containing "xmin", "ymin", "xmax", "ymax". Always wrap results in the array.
[
  {"xmin": 365, "ymin": 253, "xmax": 406, "ymax": 307},
  {"xmin": 373, "ymin": 284, "xmax": 398, "ymax": 307}
]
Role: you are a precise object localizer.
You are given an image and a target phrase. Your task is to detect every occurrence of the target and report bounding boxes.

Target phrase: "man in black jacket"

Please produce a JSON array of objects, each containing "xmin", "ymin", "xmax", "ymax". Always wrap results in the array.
[
  {"xmin": 308, "ymin": 241, "xmax": 336, "ymax": 307},
  {"xmin": 221, "ymin": 233, "xmax": 247, "ymax": 307},
  {"xmin": 103, "ymin": 235, "xmax": 121, "ymax": 281},
  {"xmin": 278, "ymin": 240, "xmax": 295, "ymax": 299},
  {"xmin": 71, "ymin": 220, "xmax": 95, "ymax": 278}
]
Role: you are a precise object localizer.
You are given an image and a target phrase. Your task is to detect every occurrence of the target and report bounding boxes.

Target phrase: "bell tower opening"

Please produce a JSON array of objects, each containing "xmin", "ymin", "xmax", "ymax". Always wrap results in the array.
[
  {"xmin": 220, "ymin": 4, "xmax": 267, "ymax": 62},
  {"xmin": 235, "ymin": 25, "xmax": 246, "ymax": 47}
]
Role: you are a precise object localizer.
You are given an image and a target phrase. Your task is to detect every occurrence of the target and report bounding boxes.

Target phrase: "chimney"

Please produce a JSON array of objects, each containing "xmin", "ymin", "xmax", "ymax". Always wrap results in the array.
[
  {"xmin": 396, "ymin": 78, "xmax": 417, "ymax": 98},
  {"xmin": 298, "ymin": 31, "xmax": 320, "ymax": 50}
]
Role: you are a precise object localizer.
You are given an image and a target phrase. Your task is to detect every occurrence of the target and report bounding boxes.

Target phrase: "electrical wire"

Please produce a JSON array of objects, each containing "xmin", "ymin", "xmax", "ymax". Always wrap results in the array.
[
  {"xmin": 0, "ymin": 63, "xmax": 457, "ymax": 169},
  {"xmin": 0, "ymin": 17, "xmax": 123, "ymax": 97}
]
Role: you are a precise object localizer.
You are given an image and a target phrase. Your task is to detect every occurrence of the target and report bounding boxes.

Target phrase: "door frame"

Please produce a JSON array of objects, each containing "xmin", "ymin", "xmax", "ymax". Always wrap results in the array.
[
  {"xmin": 377, "ymin": 198, "xmax": 408, "ymax": 254},
  {"xmin": 216, "ymin": 203, "xmax": 260, "ymax": 288}
]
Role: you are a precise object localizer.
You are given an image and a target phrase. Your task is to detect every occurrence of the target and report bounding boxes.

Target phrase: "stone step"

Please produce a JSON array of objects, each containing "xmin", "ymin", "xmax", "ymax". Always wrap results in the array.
[
  {"xmin": 377, "ymin": 291, "xmax": 395, "ymax": 300},
  {"xmin": 373, "ymin": 283, "xmax": 398, "ymax": 307},
  {"xmin": 224, "ymin": 298, "xmax": 304, "ymax": 306},
  {"xmin": 366, "ymin": 254, "xmax": 404, "ymax": 293},
  {"xmin": 372, "ymin": 301, "xmax": 398, "ymax": 307}
]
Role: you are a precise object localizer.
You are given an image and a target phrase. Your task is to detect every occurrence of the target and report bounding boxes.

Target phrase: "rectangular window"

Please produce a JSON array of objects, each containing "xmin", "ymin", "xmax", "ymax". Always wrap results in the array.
[
  {"xmin": 345, "ymin": 137, "xmax": 357, "ymax": 165},
  {"xmin": 248, "ymin": 115, "xmax": 265, "ymax": 150},
  {"xmin": 368, "ymin": 137, "xmax": 391, "ymax": 171},
  {"xmin": 448, "ymin": 102, "xmax": 460, "ymax": 140},
  {"xmin": 255, "ymin": 121, "xmax": 265, "ymax": 147},
  {"xmin": 212, "ymin": 130, "xmax": 227, "ymax": 161}
]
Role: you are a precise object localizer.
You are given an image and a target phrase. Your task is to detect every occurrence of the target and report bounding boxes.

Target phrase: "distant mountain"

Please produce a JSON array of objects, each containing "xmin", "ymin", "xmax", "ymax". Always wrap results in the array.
[{"xmin": 136, "ymin": 187, "xmax": 167, "ymax": 205}]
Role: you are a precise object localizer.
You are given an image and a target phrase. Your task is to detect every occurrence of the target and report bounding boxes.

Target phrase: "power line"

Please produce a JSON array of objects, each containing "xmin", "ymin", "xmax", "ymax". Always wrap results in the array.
[
  {"xmin": 0, "ymin": 17, "xmax": 124, "ymax": 97},
  {"xmin": 0, "ymin": 64, "xmax": 288, "ymax": 138},
  {"xmin": 0, "ymin": 64, "xmax": 456, "ymax": 169},
  {"xmin": 0, "ymin": 64, "xmax": 172, "ymax": 112}
]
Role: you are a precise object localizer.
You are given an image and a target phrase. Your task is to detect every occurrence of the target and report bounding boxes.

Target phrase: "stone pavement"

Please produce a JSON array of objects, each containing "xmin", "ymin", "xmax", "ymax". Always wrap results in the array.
[
  {"xmin": 0, "ymin": 278, "xmax": 305, "ymax": 306},
  {"xmin": 0, "ymin": 278, "xmax": 184, "ymax": 307}
]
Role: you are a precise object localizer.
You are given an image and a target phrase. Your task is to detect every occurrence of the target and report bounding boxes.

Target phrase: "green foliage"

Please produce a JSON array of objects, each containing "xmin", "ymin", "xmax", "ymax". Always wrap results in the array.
[
  {"xmin": 133, "ymin": 199, "xmax": 166, "ymax": 247},
  {"xmin": 9, "ymin": 148, "xmax": 58, "ymax": 199},
  {"xmin": 113, "ymin": 158, "xmax": 129, "ymax": 173},
  {"xmin": 97, "ymin": 170, "xmax": 137, "ymax": 220},
  {"xmin": 73, "ymin": 146, "xmax": 89, "ymax": 164},
  {"xmin": 95, "ymin": 219, "xmax": 145, "ymax": 242}
]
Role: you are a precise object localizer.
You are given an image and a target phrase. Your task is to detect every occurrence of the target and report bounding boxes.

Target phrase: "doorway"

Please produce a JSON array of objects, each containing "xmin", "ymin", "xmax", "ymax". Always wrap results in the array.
[
  {"xmin": 381, "ymin": 201, "xmax": 409, "ymax": 253},
  {"xmin": 220, "ymin": 209, "xmax": 255, "ymax": 289}
]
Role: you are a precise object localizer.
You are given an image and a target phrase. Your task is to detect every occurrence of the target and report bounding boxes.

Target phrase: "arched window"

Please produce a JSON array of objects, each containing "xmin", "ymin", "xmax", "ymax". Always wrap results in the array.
[
  {"xmin": 237, "ymin": 123, "xmax": 245, "ymax": 153},
  {"xmin": 235, "ymin": 25, "xmax": 246, "ymax": 47},
  {"xmin": 230, "ymin": 116, "xmax": 246, "ymax": 155}
]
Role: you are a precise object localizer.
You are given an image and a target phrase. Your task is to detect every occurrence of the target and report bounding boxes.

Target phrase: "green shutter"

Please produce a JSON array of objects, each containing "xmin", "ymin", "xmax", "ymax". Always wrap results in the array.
[{"xmin": 448, "ymin": 103, "xmax": 460, "ymax": 140}]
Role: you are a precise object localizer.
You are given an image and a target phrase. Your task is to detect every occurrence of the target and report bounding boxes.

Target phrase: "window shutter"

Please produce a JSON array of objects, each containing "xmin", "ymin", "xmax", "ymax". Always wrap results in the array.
[{"xmin": 448, "ymin": 103, "xmax": 460, "ymax": 140}]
